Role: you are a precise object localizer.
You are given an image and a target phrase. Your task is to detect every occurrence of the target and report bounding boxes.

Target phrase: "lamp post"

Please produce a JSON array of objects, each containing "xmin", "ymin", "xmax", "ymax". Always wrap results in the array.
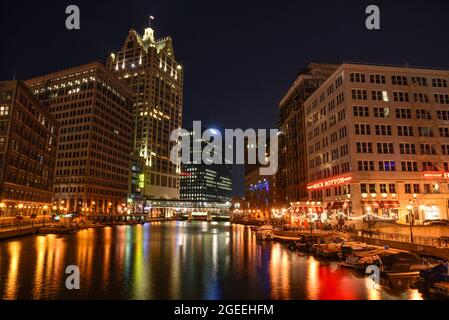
[
  {"xmin": 309, "ymin": 209, "xmax": 313, "ymax": 234},
  {"xmin": 406, "ymin": 203, "xmax": 414, "ymax": 243}
]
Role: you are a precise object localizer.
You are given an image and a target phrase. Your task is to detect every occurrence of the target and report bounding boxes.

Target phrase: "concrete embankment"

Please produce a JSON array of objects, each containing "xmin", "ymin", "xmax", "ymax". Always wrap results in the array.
[{"xmin": 0, "ymin": 228, "xmax": 39, "ymax": 240}]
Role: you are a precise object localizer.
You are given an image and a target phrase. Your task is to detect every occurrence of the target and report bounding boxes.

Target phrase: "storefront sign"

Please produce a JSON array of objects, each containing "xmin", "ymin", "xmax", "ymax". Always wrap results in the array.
[
  {"xmin": 423, "ymin": 171, "xmax": 449, "ymax": 179},
  {"xmin": 424, "ymin": 206, "xmax": 440, "ymax": 220},
  {"xmin": 307, "ymin": 176, "xmax": 352, "ymax": 191}
]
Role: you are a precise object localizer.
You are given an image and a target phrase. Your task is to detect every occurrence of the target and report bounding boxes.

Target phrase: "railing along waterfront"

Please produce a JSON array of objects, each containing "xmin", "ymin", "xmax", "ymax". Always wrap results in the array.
[{"xmin": 353, "ymin": 230, "xmax": 449, "ymax": 248}]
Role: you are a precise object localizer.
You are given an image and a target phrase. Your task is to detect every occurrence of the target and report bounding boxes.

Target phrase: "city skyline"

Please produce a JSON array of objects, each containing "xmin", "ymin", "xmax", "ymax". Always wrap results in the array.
[
  {"xmin": 2, "ymin": 0, "xmax": 449, "ymax": 195},
  {"xmin": 1, "ymin": 0, "xmax": 449, "ymax": 305}
]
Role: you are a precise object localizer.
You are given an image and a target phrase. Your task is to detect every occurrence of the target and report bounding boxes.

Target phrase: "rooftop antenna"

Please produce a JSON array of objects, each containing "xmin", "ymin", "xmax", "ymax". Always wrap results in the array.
[
  {"xmin": 149, "ymin": 15, "xmax": 155, "ymax": 28},
  {"xmin": 12, "ymin": 67, "xmax": 16, "ymax": 80}
]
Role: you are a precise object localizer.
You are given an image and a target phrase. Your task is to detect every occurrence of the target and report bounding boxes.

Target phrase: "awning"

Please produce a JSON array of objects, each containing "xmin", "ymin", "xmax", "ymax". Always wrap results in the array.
[
  {"xmin": 380, "ymin": 201, "xmax": 400, "ymax": 209},
  {"xmin": 362, "ymin": 201, "xmax": 380, "ymax": 208}
]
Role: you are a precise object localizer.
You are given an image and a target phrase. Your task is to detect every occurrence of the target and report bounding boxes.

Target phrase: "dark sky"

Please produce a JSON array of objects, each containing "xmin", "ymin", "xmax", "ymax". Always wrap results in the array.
[{"xmin": 1, "ymin": 0, "xmax": 449, "ymax": 196}]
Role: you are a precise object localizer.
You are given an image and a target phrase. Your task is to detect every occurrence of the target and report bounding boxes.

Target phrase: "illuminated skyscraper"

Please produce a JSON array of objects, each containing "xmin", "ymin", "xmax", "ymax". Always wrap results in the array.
[
  {"xmin": 107, "ymin": 22, "xmax": 184, "ymax": 200},
  {"xmin": 27, "ymin": 63, "xmax": 134, "ymax": 214}
]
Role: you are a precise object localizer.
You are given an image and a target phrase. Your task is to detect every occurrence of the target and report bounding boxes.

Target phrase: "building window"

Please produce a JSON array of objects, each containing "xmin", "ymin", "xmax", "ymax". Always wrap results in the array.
[
  {"xmin": 422, "ymin": 162, "xmax": 438, "ymax": 171},
  {"xmin": 350, "ymin": 73, "xmax": 365, "ymax": 83},
  {"xmin": 442, "ymin": 145, "xmax": 449, "ymax": 155},
  {"xmin": 395, "ymin": 108, "xmax": 411, "ymax": 119},
  {"xmin": 413, "ymin": 184, "xmax": 420, "ymax": 194},
  {"xmin": 434, "ymin": 94, "xmax": 449, "ymax": 104},
  {"xmin": 389, "ymin": 184, "xmax": 396, "ymax": 194},
  {"xmin": 0, "ymin": 105, "xmax": 9, "ymax": 116},
  {"xmin": 437, "ymin": 110, "xmax": 449, "ymax": 120},
  {"xmin": 440, "ymin": 128, "xmax": 449, "ymax": 138},
  {"xmin": 418, "ymin": 127, "xmax": 434, "ymax": 137},
  {"xmin": 358, "ymin": 161, "xmax": 374, "ymax": 171},
  {"xmin": 393, "ymin": 91, "xmax": 409, "ymax": 102},
  {"xmin": 397, "ymin": 126, "xmax": 413, "ymax": 137},
  {"xmin": 374, "ymin": 107, "xmax": 390, "ymax": 118},
  {"xmin": 353, "ymin": 106, "xmax": 369, "ymax": 117},
  {"xmin": 420, "ymin": 144, "xmax": 437, "ymax": 155},
  {"xmin": 356, "ymin": 142, "xmax": 373, "ymax": 154},
  {"xmin": 412, "ymin": 77, "xmax": 427, "ymax": 86},
  {"xmin": 355, "ymin": 124, "xmax": 371, "ymax": 135},
  {"xmin": 361, "ymin": 184, "xmax": 368, "ymax": 193},
  {"xmin": 391, "ymin": 75, "xmax": 408, "ymax": 85},
  {"xmin": 399, "ymin": 143, "xmax": 416, "ymax": 155},
  {"xmin": 405, "ymin": 184, "xmax": 412, "ymax": 194},
  {"xmin": 416, "ymin": 109, "xmax": 432, "ymax": 120},
  {"xmin": 414, "ymin": 93, "xmax": 429, "ymax": 103},
  {"xmin": 432, "ymin": 78, "xmax": 448, "ymax": 88},
  {"xmin": 352, "ymin": 89, "xmax": 368, "ymax": 100},
  {"xmin": 378, "ymin": 161, "xmax": 396, "ymax": 172},
  {"xmin": 372, "ymin": 91, "xmax": 389, "ymax": 102},
  {"xmin": 375, "ymin": 125, "xmax": 392, "ymax": 136},
  {"xmin": 401, "ymin": 161, "xmax": 418, "ymax": 172},
  {"xmin": 370, "ymin": 74, "xmax": 386, "ymax": 84},
  {"xmin": 377, "ymin": 143, "xmax": 394, "ymax": 154}
]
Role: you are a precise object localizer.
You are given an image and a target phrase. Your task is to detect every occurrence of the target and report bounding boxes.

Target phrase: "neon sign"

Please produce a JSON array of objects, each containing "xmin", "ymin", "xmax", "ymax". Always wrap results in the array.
[
  {"xmin": 423, "ymin": 172, "xmax": 449, "ymax": 179},
  {"xmin": 307, "ymin": 176, "xmax": 352, "ymax": 191}
]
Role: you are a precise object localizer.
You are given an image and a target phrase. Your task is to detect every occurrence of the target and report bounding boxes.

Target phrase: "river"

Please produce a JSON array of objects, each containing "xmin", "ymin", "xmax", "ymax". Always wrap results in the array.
[{"xmin": 0, "ymin": 221, "xmax": 423, "ymax": 300}]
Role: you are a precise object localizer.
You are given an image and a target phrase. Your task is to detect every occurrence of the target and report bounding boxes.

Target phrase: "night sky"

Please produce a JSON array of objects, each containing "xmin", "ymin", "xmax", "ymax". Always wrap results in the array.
[{"xmin": 1, "ymin": 0, "xmax": 449, "ymax": 196}]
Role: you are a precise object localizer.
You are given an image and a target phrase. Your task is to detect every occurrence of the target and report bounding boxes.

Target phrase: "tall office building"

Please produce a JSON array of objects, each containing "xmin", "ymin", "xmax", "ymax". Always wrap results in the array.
[
  {"xmin": 27, "ymin": 62, "xmax": 134, "ymax": 214},
  {"xmin": 278, "ymin": 63, "xmax": 339, "ymax": 203},
  {"xmin": 0, "ymin": 81, "xmax": 58, "ymax": 217},
  {"xmin": 179, "ymin": 128, "xmax": 232, "ymax": 203},
  {"xmin": 106, "ymin": 22, "xmax": 184, "ymax": 200},
  {"xmin": 305, "ymin": 63, "xmax": 449, "ymax": 225}
]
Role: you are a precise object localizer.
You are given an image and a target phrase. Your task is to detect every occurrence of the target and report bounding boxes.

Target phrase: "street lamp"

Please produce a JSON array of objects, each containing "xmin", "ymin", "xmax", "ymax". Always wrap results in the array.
[
  {"xmin": 309, "ymin": 209, "xmax": 313, "ymax": 234},
  {"xmin": 406, "ymin": 203, "xmax": 414, "ymax": 243}
]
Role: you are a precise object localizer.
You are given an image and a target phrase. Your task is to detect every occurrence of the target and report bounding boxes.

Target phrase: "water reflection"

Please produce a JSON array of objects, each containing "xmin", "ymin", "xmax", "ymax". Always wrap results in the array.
[{"xmin": 0, "ymin": 222, "xmax": 423, "ymax": 300}]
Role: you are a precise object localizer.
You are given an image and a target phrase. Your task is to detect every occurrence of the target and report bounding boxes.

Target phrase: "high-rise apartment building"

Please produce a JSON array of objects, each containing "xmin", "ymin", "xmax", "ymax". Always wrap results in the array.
[
  {"xmin": 278, "ymin": 63, "xmax": 339, "ymax": 203},
  {"xmin": 106, "ymin": 24, "xmax": 183, "ymax": 200},
  {"xmin": 305, "ymin": 63, "xmax": 449, "ymax": 225},
  {"xmin": 0, "ymin": 81, "xmax": 58, "ymax": 217},
  {"xmin": 27, "ymin": 62, "xmax": 134, "ymax": 214}
]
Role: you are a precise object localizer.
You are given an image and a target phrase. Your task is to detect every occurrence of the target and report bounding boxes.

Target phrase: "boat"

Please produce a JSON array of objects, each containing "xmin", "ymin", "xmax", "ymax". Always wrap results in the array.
[
  {"xmin": 316, "ymin": 243, "xmax": 342, "ymax": 259},
  {"xmin": 40, "ymin": 225, "xmax": 79, "ymax": 235},
  {"xmin": 339, "ymin": 242, "xmax": 378, "ymax": 259},
  {"xmin": 429, "ymin": 282, "xmax": 449, "ymax": 298},
  {"xmin": 379, "ymin": 251, "xmax": 436, "ymax": 277},
  {"xmin": 340, "ymin": 249, "xmax": 385, "ymax": 270},
  {"xmin": 255, "ymin": 225, "xmax": 273, "ymax": 241}
]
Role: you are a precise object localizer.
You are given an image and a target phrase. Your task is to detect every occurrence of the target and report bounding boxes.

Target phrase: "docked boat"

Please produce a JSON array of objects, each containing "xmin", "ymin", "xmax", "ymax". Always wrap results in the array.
[
  {"xmin": 315, "ymin": 243, "xmax": 342, "ymax": 259},
  {"xmin": 255, "ymin": 225, "xmax": 273, "ymax": 241},
  {"xmin": 340, "ymin": 249, "xmax": 385, "ymax": 270},
  {"xmin": 415, "ymin": 262, "xmax": 449, "ymax": 298},
  {"xmin": 293, "ymin": 235, "xmax": 322, "ymax": 253},
  {"xmin": 339, "ymin": 242, "xmax": 378, "ymax": 259},
  {"xmin": 40, "ymin": 225, "xmax": 79, "ymax": 235},
  {"xmin": 429, "ymin": 282, "xmax": 449, "ymax": 298},
  {"xmin": 379, "ymin": 251, "xmax": 435, "ymax": 277}
]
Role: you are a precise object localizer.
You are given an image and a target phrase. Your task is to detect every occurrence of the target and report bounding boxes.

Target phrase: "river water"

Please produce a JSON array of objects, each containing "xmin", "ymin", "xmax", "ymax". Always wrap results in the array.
[{"xmin": 0, "ymin": 221, "xmax": 423, "ymax": 300}]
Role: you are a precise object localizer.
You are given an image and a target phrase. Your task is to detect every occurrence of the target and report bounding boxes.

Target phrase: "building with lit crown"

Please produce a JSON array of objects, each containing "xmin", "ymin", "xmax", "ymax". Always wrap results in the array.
[
  {"xmin": 106, "ymin": 22, "xmax": 183, "ymax": 200},
  {"xmin": 0, "ymin": 80, "xmax": 58, "ymax": 217},
  {"xmin": 305, "ymin": 63, "xmax": 449, "ymax": 226},
  {"xmin": 27, "ymin": 62, "xmax": 134, "ymax": 214}
]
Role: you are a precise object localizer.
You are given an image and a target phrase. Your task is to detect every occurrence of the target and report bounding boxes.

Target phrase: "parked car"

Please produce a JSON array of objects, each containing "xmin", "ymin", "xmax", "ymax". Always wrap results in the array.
[{"xmin": 423, "ymin": 219, "xmax": 449, "ymax": 226}]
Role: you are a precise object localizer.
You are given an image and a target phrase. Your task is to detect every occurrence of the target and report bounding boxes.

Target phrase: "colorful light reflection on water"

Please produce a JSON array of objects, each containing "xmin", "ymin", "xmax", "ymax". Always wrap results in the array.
[{"xmin": 0, "ymin": 222, "xmax": 423, "ymax": 300}]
